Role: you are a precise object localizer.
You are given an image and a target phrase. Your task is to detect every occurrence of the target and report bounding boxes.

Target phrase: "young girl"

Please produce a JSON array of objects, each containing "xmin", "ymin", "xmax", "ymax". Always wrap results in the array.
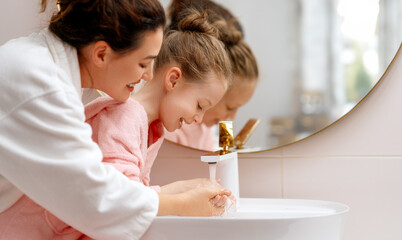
[
  {"xmin": 164, "ymin": 0, "xmax": 259, "ymax": 151},
  {"xmin": 85, "ymin": 9, "xmax": 233, "ymax": 216}
]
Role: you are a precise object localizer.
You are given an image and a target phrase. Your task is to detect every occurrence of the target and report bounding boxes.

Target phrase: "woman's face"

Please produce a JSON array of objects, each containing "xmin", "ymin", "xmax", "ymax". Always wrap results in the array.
[
  {"xmin": 94, "ymin": 28, "xmax": 163, "ymax": 101},
  {"xmin": 202, "ymin": 76, "xmax": 257, "ymax": 127},
  {"xmin": 160, "ymin": 73, "xmax": 228, "ymax": 132}
]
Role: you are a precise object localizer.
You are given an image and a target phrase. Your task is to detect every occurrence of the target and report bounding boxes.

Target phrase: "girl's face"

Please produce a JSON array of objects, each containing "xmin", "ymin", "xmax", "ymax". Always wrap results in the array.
[
  {"xmin": 202, "ymin": 76, "xmax": 257, "ymax": 127},
  {"xmin": 93, "ymin": 28, "xmax": 163, "ymax": 101},
  {"xmin": 160, "ymin": 73, "xmax": 228, "ymax": 132}
]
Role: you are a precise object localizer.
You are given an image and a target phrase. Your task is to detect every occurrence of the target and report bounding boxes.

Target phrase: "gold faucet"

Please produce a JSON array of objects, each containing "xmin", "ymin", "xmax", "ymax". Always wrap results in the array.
[{"xmin": 218, "ymin": 121, "xmax": 233, "ymax": 155}]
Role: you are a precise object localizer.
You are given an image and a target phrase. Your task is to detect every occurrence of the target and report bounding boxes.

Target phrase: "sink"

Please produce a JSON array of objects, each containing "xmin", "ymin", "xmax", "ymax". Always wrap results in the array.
[{"xmin": 142, "ymin": 198, "xmax": 349, "ymax": 240}]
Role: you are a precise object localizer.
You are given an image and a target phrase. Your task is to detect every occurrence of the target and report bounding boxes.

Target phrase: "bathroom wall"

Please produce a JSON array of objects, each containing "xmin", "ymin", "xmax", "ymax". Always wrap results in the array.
[
  {"xmin": 0, "ymin": 1, "xmax": 54, "ymax": 45},
  {"xmin": 152, "ymin": 46, "xmax": 402, "ymax": 240}
]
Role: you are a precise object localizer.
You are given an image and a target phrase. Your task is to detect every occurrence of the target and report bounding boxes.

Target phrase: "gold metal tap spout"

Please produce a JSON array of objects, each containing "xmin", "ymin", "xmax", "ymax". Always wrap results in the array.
[{"xmin": 218, "ymin": 121, "xmax": 233, "ymax": 155}]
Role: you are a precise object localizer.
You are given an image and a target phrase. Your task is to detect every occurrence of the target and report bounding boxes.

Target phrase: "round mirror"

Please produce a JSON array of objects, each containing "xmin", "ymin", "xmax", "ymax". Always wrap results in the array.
[{"xmin": 160, "ymin": 0, "xmax": 402, "ymax": 152}]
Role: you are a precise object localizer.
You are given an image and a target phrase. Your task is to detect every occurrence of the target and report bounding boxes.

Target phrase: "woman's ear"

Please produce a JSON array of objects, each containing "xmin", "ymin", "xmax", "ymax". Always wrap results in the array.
[
  {"xmin": 164, "ymin": 67, "xmax": 182, "ymax": 92},
  {"xmin": 91, "ymin": 41, "xmax": 111, "ymax": 67}
]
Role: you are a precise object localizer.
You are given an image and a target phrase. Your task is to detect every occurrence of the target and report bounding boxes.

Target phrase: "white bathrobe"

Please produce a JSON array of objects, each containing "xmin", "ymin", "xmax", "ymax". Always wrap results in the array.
[{"xmin": 0, "ymin": 28, "xmax": 158, "ymax": 240}]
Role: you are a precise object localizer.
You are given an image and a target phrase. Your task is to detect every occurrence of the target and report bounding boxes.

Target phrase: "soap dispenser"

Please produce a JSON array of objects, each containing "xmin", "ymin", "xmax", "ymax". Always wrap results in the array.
[{"xmin": 201, "ymin": 121, "xmax": 239, "ymax": 209}]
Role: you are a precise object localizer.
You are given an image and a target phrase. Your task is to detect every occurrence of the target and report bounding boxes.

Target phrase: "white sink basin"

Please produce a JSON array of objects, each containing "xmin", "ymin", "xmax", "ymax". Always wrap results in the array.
[{"xmin": 142, "ymin": 198, "xmax": 349, "ymax": 240}]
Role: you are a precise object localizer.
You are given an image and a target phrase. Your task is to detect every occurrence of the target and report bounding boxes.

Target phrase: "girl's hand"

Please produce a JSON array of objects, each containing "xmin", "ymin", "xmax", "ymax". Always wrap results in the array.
[
  {"xmin": 210, "ymin": 192, "xmax": 236, "ymax": 208},
  {"xmin": 178, "ymin": 187, "xmax": 229, "ymax": 216},
  {"xmin": 157, "ymin": 186, "xmax": 232, "ymax": 217}
]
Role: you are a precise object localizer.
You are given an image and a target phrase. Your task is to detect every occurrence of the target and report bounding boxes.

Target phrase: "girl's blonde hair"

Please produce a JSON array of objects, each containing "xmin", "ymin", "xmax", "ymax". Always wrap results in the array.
[
  {"xmin": 154, "ymin": 9, "xmax": 232, "ymax": 86},
  {"xmin": 168, "ymin": 0, "xmax": 259, "ymax": 86}
]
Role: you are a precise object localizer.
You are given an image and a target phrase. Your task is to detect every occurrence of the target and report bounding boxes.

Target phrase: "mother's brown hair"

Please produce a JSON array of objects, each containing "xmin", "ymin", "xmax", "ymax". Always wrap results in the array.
[{"xmin": 41, "ymin": 0, "xmax": 166, "ymax": 54}]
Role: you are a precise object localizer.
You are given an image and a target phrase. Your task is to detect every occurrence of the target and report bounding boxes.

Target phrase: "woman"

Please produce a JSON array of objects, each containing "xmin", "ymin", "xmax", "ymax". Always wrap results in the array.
[{"xmin": 0, "ymin": 1, "xmax": 227, "ymax": 239}]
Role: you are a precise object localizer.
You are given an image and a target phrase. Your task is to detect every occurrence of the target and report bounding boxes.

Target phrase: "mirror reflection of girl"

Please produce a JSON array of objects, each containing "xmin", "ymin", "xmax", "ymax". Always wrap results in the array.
[
  {"xmin": 0, "ymin": 0, "xmax": 167, "ymax": 239},
  {"xmin": 85, "ymin": 9, "xmax": 233, "ymax": 219},
  {"xmin": 164, "ymin": 0, "xmax": 260, "ymax": 151}
]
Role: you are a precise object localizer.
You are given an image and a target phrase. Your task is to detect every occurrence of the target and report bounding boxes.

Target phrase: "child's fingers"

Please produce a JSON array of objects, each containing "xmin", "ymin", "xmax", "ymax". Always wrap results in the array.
[
  {"xmin": 207, "ymin": 188, "xmax": 226, "ymax": 198},
  {"xmin": 210, "ymin": 195, "xmax": 229, "ymax": 208},
  {"xmin": 210, "ymin": 198, "xmax": 217, "ymax": 206},
  {"xmin": 216, "ymin": 196, "xmax": 228, "ymax": 207},
  {"xmin": 223, "ymin": 189, "xmax": 231, "ymax": 196},
  {"xmin": 210, "ymin": 195, "xmax": 221, "ymax": 205}
]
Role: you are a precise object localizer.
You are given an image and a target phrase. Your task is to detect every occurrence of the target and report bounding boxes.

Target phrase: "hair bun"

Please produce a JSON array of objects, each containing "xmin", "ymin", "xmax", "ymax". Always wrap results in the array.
[
  {"xmin": 178, "ymin": 9, "xmax": 218, "ymax": 38},
  {"xmin": 214, "ymin": 19, "xmax": 242, "ymax": 46}
]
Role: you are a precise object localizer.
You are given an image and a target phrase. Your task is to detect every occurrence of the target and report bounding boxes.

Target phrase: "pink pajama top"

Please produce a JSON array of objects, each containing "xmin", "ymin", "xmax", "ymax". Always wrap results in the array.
[
  {"xmin": 85, "ymin": 96, "xmax": 164, "ymax": 192},
  {"xmin": 0, "ymin": 96, "xmax": 164, "ymax": 240}
]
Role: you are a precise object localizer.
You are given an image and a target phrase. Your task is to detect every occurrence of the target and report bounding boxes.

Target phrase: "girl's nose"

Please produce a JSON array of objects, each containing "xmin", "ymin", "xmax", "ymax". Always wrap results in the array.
[{"xmin": 194, "ymin": 112, "xmax": 205, "ymax": 123}]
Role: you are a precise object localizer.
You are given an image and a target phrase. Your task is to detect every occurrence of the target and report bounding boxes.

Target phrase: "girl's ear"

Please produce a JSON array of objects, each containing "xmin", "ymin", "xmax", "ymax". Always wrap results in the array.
[
  {"xmin": 164, "ymin": 67, "xmax": 182, "ymax": 92},
  {"xmin": 91, "ymin": 41, "xmax": 111, "ymax": 67}
]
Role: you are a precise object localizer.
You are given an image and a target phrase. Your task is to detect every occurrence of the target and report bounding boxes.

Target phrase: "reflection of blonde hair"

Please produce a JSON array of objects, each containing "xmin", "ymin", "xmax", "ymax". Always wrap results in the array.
[
  {"xmin": 154, "ymin": 9, "xmax": 232, "ymax": 86},
  {"xmin": 168, "ymin": 0, "xmax": 259, "ymax": 87},
  {"xmin": 220, "ymin": 29, "xmax": 259, "ymax": 82}
]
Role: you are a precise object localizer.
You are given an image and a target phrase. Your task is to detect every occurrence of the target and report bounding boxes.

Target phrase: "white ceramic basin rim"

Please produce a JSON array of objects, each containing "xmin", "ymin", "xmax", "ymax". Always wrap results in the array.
[
  {"xmin": 142, "ymin": 198, "xmax": 349, "ymax": 240},
  {"xmin": 156, "ymin": 198, "xmax": 349, "ymax": 220}
]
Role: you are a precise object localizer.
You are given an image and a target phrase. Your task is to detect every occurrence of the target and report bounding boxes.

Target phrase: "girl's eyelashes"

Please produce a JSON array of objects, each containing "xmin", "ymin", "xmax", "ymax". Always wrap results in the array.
[
  {"xmin": 226, "ymin": 106, "xmax": 235, "ymax": 111},
  {"xmin": 140, "ymin": 64, "xmax": 146, "ymax": 69},
  {"xmin": 198, "ymin": 103, "xmax": 203, "ymax": 110}
]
